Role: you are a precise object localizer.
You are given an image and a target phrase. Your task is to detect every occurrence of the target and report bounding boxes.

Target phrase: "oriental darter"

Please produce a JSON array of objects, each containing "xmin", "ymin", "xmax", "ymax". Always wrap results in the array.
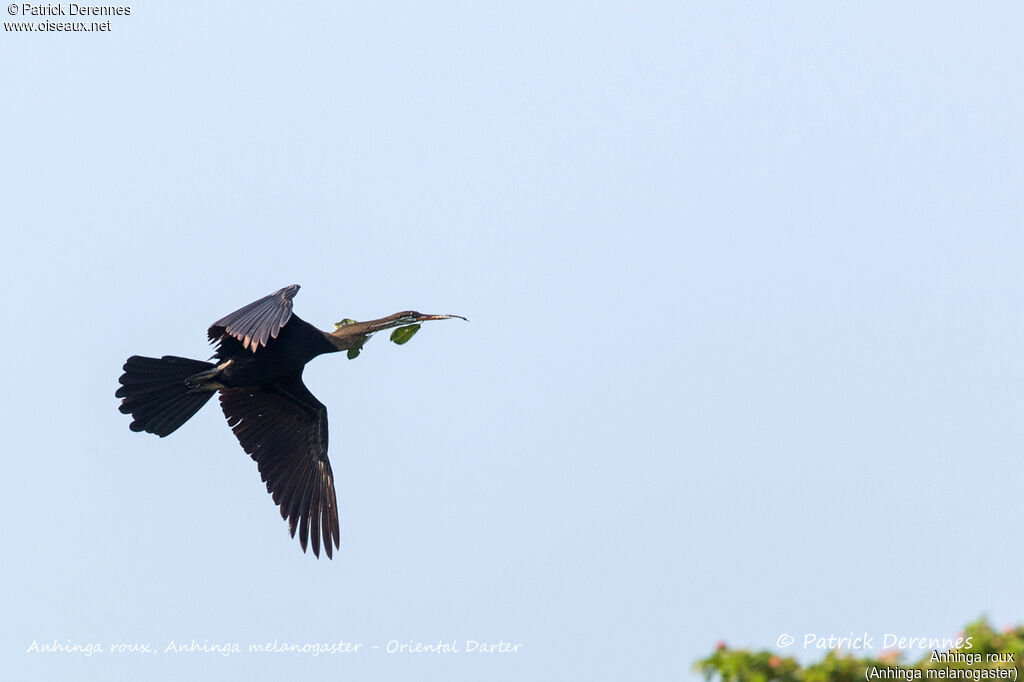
[{"xmin": 115, "ymin": 285, "xmax": 465, "ymax": 559}]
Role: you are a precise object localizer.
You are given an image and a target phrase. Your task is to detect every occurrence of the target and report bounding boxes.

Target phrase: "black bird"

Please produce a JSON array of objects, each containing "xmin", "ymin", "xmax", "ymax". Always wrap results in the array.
[{"xmin": 116, "ymin": 285, "xmax": 465, "ymax": 558}]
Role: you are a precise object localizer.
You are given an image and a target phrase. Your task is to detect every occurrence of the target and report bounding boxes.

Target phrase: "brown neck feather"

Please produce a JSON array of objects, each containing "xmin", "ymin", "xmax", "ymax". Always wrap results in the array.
[{"xmin": 322, "ymin": 313, "xmax": 411, "ymax": 351}]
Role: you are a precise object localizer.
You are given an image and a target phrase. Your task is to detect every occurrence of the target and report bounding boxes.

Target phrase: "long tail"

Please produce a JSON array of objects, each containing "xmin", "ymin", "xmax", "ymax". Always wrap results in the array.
[{"xmin": 116, "ymin": 355, "xmax": 217, "ymax": 437}]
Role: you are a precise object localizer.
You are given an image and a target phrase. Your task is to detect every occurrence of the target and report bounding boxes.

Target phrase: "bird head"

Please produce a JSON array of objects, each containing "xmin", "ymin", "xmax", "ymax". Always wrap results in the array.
[{"xmin": 390, "ymin": 311, "xmax": 468, "ymax": 327}]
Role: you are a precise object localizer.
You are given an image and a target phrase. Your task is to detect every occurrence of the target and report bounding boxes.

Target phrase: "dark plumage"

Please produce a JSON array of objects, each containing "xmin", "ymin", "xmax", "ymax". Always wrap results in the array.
[{"xmin": 115, "ymin": 285, "xmax": 465, "ymax": 558}]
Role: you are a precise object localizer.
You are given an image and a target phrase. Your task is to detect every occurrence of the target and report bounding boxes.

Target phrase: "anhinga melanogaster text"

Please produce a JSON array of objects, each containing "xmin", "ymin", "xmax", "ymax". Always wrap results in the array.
[{"xmin": 115, "ymin": 285, "xmax": 465, "ymax": 559}]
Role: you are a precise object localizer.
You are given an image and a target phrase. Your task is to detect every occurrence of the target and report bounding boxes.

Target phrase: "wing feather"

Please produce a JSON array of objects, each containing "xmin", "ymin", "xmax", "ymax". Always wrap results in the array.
[
  {"xmin": 310, "ymin": 484, "xmax": 322, "ymax": 558},
  {"xmin": 208, "ymin": 285, "xmax": 300, "ymax": 353},
  {"xmin": 218, "ymin": 378, "xmax": 341, "ymax": 558}
]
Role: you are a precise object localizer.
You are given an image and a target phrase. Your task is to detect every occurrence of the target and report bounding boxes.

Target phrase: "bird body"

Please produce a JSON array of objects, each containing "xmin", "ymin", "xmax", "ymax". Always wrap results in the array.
[
  {"xmin": 209, "ymin": 315, "xmax": 337, "ymax": 387},
  {"xmin": 115, "ymin": 285, "xmax": 464, "ymax": 559}
]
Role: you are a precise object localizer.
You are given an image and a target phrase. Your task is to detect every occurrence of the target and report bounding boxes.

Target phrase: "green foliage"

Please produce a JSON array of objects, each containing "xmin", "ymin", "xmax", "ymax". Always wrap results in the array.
[
  {"xmin": 390, "ymin": 324, "xmax": 420, "ymax": 345},
  {"xmin": 696, "ymin": 620, "xmax": 1024, "ymax": 682},
  {"xmin": 334, "ymin": 318, "xmax": 357, "ymax": 329}
]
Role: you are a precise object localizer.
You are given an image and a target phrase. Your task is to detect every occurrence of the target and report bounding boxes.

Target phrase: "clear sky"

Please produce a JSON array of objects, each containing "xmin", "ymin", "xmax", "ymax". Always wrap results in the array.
[{"xmin": 2, "ymin": 2, "xmax": 1022, "ymax": 680}]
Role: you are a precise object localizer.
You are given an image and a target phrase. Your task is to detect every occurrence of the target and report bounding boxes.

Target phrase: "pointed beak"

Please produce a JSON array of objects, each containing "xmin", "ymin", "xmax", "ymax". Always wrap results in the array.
[{"xmin": 417, "ymin": 314, "xmax": 468, "ymax": 322}]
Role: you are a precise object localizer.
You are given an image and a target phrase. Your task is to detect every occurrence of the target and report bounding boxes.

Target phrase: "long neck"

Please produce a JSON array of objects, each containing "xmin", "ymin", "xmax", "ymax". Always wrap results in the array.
[{"xmin": 322, "ymin": 313, "xmax": 410, "ymax": 351}]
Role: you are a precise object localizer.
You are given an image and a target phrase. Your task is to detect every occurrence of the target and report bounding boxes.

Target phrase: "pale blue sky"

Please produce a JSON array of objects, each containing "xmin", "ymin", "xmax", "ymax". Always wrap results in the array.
[{"xmin": 3, "ymin": 2, "xmax": 1023, "ymax": 680}]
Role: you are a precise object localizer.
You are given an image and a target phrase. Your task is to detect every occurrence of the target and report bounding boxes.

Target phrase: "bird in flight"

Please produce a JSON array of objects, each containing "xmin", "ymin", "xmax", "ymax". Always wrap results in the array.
[{"xmin": 115, "ymin": 285, "xmax": 465, "ymax": 558}]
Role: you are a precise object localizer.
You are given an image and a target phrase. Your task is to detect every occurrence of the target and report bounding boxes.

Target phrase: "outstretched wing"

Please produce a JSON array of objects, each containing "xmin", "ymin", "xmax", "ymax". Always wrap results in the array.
[
  {"xmin": 219, "ymin": 377, "xmax": 340, "ymax": 558},
  {"xmin": 208, "ymin": 284, "xmax": 300, "ymax": 352}
]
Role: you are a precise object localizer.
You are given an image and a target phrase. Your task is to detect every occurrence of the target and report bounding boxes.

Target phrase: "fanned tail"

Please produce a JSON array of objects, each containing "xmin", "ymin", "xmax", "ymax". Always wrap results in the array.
[{"xmin": 116, "ymin": 355, "xmax": 216, "ymax": 437}]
